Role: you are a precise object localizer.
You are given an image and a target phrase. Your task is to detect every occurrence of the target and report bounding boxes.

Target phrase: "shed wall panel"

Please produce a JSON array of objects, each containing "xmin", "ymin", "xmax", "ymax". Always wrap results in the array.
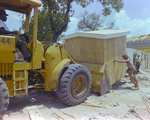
[
  {"xmin": 66, "ymin": 37, "xmax": 104, "ymax": 63},
  {"xmin": 79, "ymin": 37, "xmax": 104, "ymax": 63},
  {"xmin": 65, "ymin": 37, "xmax": 80, "ymax": 60},
  {"xmin": 103, "ymin": 36, "xmax": 126, "ymax": 85}
]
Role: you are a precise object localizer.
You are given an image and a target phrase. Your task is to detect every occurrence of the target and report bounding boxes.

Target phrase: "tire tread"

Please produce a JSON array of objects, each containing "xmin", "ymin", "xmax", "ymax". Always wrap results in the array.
[{"xmin": 0, "ymin": 78, "xmax": 9, "ymax": 120}]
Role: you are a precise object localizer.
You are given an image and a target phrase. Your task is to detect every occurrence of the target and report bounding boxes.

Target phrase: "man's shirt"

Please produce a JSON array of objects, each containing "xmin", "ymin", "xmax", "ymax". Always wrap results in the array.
[{"xmin": 135, "ymin": 57, "xmax": 142, "ymax": 63}]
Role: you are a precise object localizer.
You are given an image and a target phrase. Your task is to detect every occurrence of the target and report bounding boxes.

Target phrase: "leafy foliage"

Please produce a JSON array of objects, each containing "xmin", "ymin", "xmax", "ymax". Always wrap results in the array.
[
  {"xmin": 20, "ymin": 10, "xmax": 53, "ymax": 44},
  {"xmin": 100, "ymin": 0, "xmax": 124, "ymax": 16},
  {"xmin": 77, "ymin": 11, "xmax": 119, "ymax": 31},
  {"xmin": 77, "ymin": 11, "xmax": 104, "ymax": 31},
  {"xmin": 104, "ymin": 21, "xmax": 118, "ymax": 30}
]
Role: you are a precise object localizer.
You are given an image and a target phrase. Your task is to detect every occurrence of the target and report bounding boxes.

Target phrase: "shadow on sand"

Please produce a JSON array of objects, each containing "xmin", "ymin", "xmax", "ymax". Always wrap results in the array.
[
  {"xmin": 7, "ymin": 90, "xmax": 68, "ymax": 113},
  {"xmin": 111, "ymin": 80, "xmax": 133, "ymax": 90}
]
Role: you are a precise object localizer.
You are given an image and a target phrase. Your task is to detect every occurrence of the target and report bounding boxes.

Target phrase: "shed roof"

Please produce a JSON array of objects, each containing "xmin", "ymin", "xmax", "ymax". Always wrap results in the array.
[
  {"xmin": 0, "ymin": 0, "xmax": 42, "ymax": 14},
  {"xmin": 127, "ymin": 34, "xmax": 150, "ymax": 42},
  {"xmin": 127, "ymin": 34, "xmax": 150, "ymax": 52},
  {"xmin": 60, "ymin": 30, "xmax": 130, "ymax": 40}
]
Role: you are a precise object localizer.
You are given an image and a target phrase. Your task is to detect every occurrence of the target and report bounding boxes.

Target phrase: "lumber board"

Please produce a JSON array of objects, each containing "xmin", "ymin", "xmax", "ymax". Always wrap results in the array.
[{"xmin": 26, "ymin": 106, "xmax": 45, "ymax": 120}]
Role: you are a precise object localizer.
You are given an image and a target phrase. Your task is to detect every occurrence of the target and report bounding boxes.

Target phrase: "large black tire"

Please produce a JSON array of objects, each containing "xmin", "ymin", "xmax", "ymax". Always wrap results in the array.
[
  {"xmin": 0, "ymin": 78, "xmax": 9, "ymax": 120},
  {"xmin": 56, "ymin": 64, "xmax": 92, "ymax": 106}
]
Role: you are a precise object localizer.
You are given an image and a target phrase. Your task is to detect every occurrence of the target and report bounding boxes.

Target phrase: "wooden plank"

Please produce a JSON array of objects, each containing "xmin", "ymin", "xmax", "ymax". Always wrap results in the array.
[
  {"xmin": 26, "ymin": 106, "xmax": 45, "ymax": 120},
  {"xmin": 111, "ymin": 37, "xmax": 116, "ymax": 84},
  {"xmin": 65, "ymin": 37, "xmax": 80, "ymax": 61},
  {"xmin": 79, "ymin": 37, "xmax": 104, "ymax": 63},
  {"xmin": 103, "ymin": 38, "xmax": 110, "ymax": 83}
]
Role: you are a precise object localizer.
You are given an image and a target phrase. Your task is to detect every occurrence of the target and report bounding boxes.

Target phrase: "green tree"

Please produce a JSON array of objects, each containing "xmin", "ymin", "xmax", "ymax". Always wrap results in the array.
[
  {"xmin": 20, "ymin": 10, "xmax": 53, "ymax": 44},
  {"xmin": 42, "ymin": 0, "xmax": 124, "ymax": 43},
  {"xmin": 77, "ymin": 11, "xmax": 104, "ymax": 31},
  {"xmin": 104, "ymin": 21, "xmax": 118, "ymax": 30},
  {"xmin": 77, "ymin": 11, "xmax": 118, "ymax": 31}
]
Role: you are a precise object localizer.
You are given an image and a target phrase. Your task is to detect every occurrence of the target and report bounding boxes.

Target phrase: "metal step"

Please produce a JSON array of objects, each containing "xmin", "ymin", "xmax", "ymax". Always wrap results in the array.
[
  {"xmin": 14, "ymin": 88, "xmax": 25, "ymax": 91},
  {"xmin": 13, "ymin": 70, "xmax": 28, "ymax": 95},
  {"xmin": 13, "ymin": 77, "xmax": 27, "ymax": 81}
]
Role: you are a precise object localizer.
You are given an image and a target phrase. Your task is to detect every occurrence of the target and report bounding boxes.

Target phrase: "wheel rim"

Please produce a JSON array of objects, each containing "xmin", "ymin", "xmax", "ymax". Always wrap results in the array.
[{"xmin": 72, "ymin": 75, "xmax": 87, "ymax": 98}]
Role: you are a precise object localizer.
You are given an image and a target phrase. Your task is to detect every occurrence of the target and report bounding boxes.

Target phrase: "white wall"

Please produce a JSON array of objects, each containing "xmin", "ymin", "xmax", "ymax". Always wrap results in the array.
[{"xmin": 126, "ymin": 48, "xmax": 150, "ymax": 69}]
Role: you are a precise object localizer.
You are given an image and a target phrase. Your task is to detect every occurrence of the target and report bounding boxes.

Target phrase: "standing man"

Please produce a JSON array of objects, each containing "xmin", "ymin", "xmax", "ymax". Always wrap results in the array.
[
  {"xmin": 135, "ymin": 55, "xmax": 142, "ymax": 72},
  {"xmin": 0, "ymin": 9, "xmax": 31, "ymax": 62},
  {"xmin": 114, "ymin": 54, "xmax": 139, "ymax": 90}
]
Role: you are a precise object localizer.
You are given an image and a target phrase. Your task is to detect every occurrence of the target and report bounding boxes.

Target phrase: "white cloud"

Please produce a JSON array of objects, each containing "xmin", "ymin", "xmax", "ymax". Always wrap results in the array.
[{"xmin": 113, "ymin": 10, "xmax": 150, "ymax": 38}]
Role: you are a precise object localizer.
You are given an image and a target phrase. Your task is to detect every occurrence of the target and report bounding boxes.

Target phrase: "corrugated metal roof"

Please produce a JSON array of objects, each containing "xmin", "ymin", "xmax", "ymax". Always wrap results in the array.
[
  {"xmin": 127, "ymin": 34, "xmax": 150, "ymax": 42},
  {"xmin": 127, "ymin": 34, "xmax": 150, "ymax": 52}
]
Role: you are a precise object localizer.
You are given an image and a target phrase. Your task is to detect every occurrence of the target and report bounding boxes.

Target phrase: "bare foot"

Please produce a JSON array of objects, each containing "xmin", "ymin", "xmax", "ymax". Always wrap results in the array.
[{"xmin": 131, "ymin": 86, "xmax": 139, "ymax": 90}]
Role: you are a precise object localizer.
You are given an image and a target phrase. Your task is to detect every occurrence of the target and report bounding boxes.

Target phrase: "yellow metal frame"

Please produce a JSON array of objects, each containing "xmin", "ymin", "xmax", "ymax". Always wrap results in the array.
[
  {"xmin": 72, "ymin": 75, "xmax": 87, "ymax": 98},
  {"xmin": 0, "ymin": 35, "xmax": 15, "ymax": 63},
  {"xmin": 44, "ymin": 43, "xmax": 76, "ymax": 91},
  {"xmin": 76, "ymin": 61, "xmax": 111, "ymax": 93},
  {"xmin": 49, "ymin": 59, "xmax": 71, "ymax": 90},
  {"xmin": 0, "ymin": 0, "xmax": 44, "ymax": 96}
]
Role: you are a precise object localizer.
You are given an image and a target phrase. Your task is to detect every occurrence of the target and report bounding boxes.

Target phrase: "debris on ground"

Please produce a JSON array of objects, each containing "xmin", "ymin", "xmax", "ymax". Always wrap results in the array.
[{"xmin": 3, "ymin": 69, "xmax": 150, "ymax": 120}]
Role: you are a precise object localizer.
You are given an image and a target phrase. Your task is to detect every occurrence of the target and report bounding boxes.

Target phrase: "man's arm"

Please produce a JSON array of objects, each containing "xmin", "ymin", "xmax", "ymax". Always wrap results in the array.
[
  {"xmin": 113, "ymin": 59, "xmax": 128, "ymax": 63},
  {"xmin": 0, "ymin": 27, "xmax": 17, "ymax": 35}
]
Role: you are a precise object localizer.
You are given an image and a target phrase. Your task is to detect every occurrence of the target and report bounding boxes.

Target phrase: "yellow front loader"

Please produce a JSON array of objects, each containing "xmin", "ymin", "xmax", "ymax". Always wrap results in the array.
[{"xmin": 0, "ymin": 0, "xmax": 92, "ymax": 119}]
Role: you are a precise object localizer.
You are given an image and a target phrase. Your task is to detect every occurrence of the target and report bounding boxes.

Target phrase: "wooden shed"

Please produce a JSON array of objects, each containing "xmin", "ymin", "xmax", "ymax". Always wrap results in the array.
[{"xmin": 61, "ymin": 30, "xmax": 130, "ymax": 93}]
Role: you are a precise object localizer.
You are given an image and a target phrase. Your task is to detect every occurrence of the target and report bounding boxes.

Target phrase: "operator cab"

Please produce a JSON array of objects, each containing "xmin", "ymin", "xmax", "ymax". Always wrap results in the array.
[{"xmin": 0, "ymin": 0, "xmax": 43, "ymax": 70}]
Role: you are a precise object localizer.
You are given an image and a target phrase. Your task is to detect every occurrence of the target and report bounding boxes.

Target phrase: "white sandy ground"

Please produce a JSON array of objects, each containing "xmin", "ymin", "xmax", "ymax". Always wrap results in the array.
[{"xmin": 3, "ymin": 69, "xmax": 150, "ymax": 120}]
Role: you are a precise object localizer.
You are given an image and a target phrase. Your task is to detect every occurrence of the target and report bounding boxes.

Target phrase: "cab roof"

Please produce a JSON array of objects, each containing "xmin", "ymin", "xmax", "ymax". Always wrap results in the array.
[{"xmin": 0, "ymin": 0, "xmax": 42, "ymax": 14}]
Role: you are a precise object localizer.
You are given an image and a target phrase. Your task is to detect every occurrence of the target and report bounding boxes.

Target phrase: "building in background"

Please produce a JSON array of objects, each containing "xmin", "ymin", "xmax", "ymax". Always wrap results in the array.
[{"xmin": 126, "ymin": 34, "xmax": 150, "ymax": 69}]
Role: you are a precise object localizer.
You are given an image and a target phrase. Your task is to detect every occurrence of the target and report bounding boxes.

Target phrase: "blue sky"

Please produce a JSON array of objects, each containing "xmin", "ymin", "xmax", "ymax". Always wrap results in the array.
[{"xmin": 5, "ymin": 0, "xmax": 150, "ymax": 38}]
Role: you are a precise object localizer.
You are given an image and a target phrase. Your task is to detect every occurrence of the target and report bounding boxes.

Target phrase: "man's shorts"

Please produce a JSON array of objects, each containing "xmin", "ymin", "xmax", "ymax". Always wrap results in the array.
[{"xmin": 127, "ymin": 69, "xmax": 136, "ymax": 77}]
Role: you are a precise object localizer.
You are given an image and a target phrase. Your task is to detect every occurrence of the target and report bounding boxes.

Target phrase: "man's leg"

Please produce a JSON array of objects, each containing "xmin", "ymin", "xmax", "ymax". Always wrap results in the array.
[
  {"xmin": 138, "ymin": 65, "xmax": 140, "ymax": 72},
  {"xmin": 136, "ymin": 65, "xmax": 140, "ymax": 72},
  {"xmin": 16, "ymin": 40, "xmax": 31, "ymax": 62},
  {"xmin": 136, "ymin": 65, "xmax": 138, "ymax": 72},
  {"xmin": 130, "ymin": 75, "xmax": 139, "ymax": 90},
  {"xmin": 130, "ymin": 76, "xmax": 137, "ymax": 87},
  {"xmin": 128, "ymin": 70, "xmax": 139, "ymax": 90},
  {"xmin": 133, "ymin": 76, "xmax": 139, "ymax": 88}
]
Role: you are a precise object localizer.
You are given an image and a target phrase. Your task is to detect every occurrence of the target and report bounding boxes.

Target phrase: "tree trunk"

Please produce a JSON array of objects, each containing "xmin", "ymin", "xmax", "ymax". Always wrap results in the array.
[{"xmin": 51, "ymin": 33, "xmax": 59, "ymax": 43}]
